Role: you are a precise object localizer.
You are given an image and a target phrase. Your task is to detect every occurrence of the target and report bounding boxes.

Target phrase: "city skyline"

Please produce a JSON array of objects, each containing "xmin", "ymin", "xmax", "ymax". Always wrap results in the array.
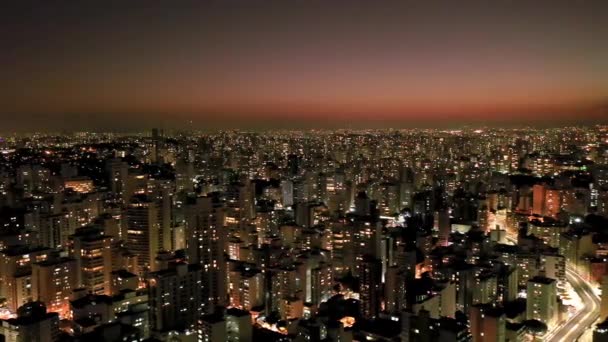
[
  {"xmin": 2, "ymin": 0, "xmax": 608, "ymax": 131},
  {"xmin": 1, "ymin": 127, "xmax": 608, "ymax": 341},
  {"xmin": 2, "ymin": 2, "xmax": 608, "ymax": 341}
]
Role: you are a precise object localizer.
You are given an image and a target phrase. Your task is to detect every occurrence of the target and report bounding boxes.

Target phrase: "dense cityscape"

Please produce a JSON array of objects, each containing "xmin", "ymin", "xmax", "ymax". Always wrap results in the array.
[
  {"xmin": 2, "ymin": 0, "xmax": 607, "ymax": 340},
  {"xmin": 0, "ymin": 127, "xmax": 605, "ymax": 341}
]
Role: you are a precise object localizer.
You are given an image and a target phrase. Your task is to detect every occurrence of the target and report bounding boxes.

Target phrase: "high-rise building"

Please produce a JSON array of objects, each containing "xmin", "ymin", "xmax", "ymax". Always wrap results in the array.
[
  {"xmin": 532, "ymin": 184, "xmax": 546, "ymax": 217},
  {"xmin": 559, "ymin": 229, "xmax": 595, "ymax": 271},
  {"xmin": 151, "ymin": 128, "xmax": 163, "ymax": 165},
  {"xmin": 532, "ymin": 184, "xmax": 562, "ymax": 218},
  {"xmin": 125, "ymin": 195, "xmax": 161, "ymax": 274},
  {"xmin": 526, "ymin": 275, "xmax": 558, "ymax": 328},
  {"xmin": 269, "ymin": 265, "xmax": 299, "ymax": 317},
  {"xmin": 0, "ymin": 302, "xmax": 60, "ymax": 342},
  {"xmin": 38, "ymin": 192, "xmax": 102, "ymax": 250},
  {"xmin": 106, "ymin": 158, "xmax": 129, "ymax": 202},
  {"xmin": 281, "ymin": 180, "xmax": 294, "ymax": 207},
  {"xmin": 359, "ymin": 255, "xmax": 381, "ymax": 319},
  {"xmin": 472, "ymin": 270, "xmax": 498, "ymax": 306},
  {"xmin": 0, "ymin": 246, "xmax": 53, "ymax": 312},
  {"xmin": 31, "ymin": 257, "xmax": 77, "ymax": 318},
  {"xmin": 199, "ymin": 313, "xmax": 227, "ymax": 342},
  {"xmin": 470, "ymin": 304, "xmax": 506, "ymax": 342},
  {"xmin": 70, "ymin": 226, "xmax": 114, "ymax": 295},
  {"xmin": 436, "ymin": 208, "xmax": 451, "ymax": 247},
  {"xmin": 540, "ymin": 252, "xmax": 566, "ymax": 289},
  {"xmin": 70, "ymin": 293, "xmax": 115, "ymax": 329},
  {"xmin": 175, "ymin": 158, "xmax": 195, "ymax": 193},
  {"xmin": 110, "ymin": 269, "xmax": 138, "ymax": 295},
  {"xmin": 224, "ymin": 181, "xmax": 255, "ymax": 226},
  {"xmin": 226, "ymin": 308, "xmax": 252, "ymax": 342},
  {"xmin": 228, "ymin": 264, "xmax": 264, "ymax": 311},
  {"xmin": 377, "ymin": 182, "xmax": 399, "ymax": 216},
  {"xmin": 295, "ymin": 202, "xmax": 316, "ymax": 228},
  {"xmin": 116, "ymin": 302, "xmax": 150, "ymax": 339},
  {"xmin": 148, "ymin": 178, "xmax": 173, "ymax": 252},
  {"xmin": 184, "ymin": 195, "xmax": 227, "ymax": 312},
  {"xmin": 148, "ymin": 262, "xmax": 203, "ymax": 333}
]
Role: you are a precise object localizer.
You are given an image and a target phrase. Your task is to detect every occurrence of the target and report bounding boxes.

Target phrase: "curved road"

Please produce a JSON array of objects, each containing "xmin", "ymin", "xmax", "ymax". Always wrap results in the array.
[
  {"xmin": 544, "ymin": 266, "xmax": 600, "ymax": 342},
  {"xmin": 505, "ymin": 234, "xmax": 600, "ymax": 341}
]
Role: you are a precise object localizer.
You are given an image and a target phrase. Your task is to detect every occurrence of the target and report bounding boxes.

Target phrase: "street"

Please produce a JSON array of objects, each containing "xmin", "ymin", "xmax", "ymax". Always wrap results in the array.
[
  {"xmin": 505, "ymin": 234, "xmax": 600, "ymax": 341},
  {"xmin": 544, "ymin": 266, "xmax": 600, "ymax": 342}
]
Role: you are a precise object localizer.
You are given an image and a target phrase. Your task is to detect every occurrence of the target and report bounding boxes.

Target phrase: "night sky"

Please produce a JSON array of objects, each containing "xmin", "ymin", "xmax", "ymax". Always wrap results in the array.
[{"xmin": 1, "ymin": 0, "xmax": 607, "ymax": 131}]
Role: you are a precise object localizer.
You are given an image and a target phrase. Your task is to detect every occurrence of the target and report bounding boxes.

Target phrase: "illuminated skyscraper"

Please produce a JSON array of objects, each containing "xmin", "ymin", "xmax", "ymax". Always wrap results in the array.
[
  {"xmin": 184, "ymin": 195, "xmax": 228, "ymax": 311},
  {"xmin": 125, "ymin": 195, "xmax": 161, "ymax": 274},
  {"xmin": 436, "ymin": 208, "xmax": 451, "ymax": 247},
  {"xmin": 31, "ymin": 256, "xmax": 77, "ymax": 317},
  {"xmin": 228, "ymin": 264, "xmax": 264, "ymax": 311},
  {"xmin": 148, "ymin": 262, "xmax": 203, "ymax": 334},
  {"xmin": 226, "ymin": 308, "xmax": 252, "ymax": 342},
  {"xmin": 526, "ymin": 275, "xmax": 558, "ymax": 328},
  {"xmin": 0, "ymin": 246, "xmax": 53, "ymax": 312},
  {"xmin": 70, "ymin": 226, "xmax": 114, "ymax": 295},
  {"xmin": 359, "ymin": 255, "xmax": 381, "ymax": 319},
  {"xmin": 148, "ymin": 178, "xmax": 173, "ymax": 252},
  {"xmin": 224, "ymin": 181, "xmax": 255, "ymax": 226}
]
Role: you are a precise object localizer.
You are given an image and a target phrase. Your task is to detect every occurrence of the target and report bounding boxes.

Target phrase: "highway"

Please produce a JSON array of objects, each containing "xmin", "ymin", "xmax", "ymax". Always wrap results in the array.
[
  {"xmin": 544, "ymin": 266, "xmax": 600, "ymax": 342},
  {"xmin": 505, "ymin": 233, "xmax": 600, "ymax": 341}
]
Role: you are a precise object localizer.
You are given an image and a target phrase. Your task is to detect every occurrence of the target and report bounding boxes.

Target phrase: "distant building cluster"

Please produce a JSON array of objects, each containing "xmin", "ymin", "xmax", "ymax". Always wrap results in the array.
[{"xmin": 0, "ymin": 126, "xmax": 607, "ymax": 341}]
